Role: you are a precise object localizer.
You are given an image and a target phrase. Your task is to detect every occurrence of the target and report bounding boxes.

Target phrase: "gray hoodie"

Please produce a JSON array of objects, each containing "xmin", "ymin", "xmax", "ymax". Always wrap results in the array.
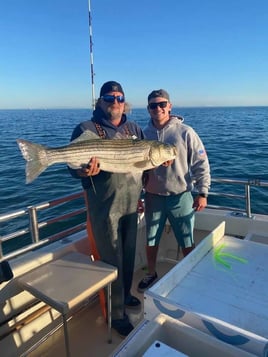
[{"xmin": 144, "ymin": 116, "xmax": 211, "ymax": 196}]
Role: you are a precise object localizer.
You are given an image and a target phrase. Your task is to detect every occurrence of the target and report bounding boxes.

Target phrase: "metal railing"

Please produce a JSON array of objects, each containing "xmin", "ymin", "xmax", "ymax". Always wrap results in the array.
[
  {"xmin": 207, "ymin": 177, "xmax": 268, "ymax": 217},
  {"xmin": 0, "ymin": 192, "xmax": 87, "ymax": 261},
  {"xmin": 1, "ymin": 178, "xmax": 268, "ymax": 261}
]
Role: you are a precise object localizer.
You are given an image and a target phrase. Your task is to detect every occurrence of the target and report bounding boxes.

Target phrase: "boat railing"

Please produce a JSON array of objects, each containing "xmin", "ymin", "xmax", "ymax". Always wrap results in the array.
[
  {"xmin": 207, "ymin": 177, "xmax": 268, "ymax": 217},
  {"xmin": 1, "ymin": 177, "xmax": 268, "ymax": 261},
  {"xmin": 0, "ymin": 192, "xmax": 87, "ymax": 261}
]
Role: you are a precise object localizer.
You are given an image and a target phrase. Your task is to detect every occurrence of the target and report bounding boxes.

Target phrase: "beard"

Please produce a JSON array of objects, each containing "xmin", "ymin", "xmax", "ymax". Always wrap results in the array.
[{"xmin": 106, "ymin": 105, "xmax": 123, "ymax": 121}]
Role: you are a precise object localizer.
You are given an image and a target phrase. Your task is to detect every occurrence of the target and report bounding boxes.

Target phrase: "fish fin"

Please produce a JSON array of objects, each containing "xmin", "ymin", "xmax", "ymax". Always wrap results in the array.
[
  {"xmin": 134, "ymin": 160, "xmax": 153, "ymax": 169},
  {"xmin": 71, "ymin": 130, "xmax": 100, "ymax": 143},
  {"xmin": 67, "ymin": 162, "xmax": 84, "ymax": 169},
  {"xmin": 113, "ymin": 132, "xmax": 126, "ymax": 139},
  {"xmin": 17, "ymin": 139, "xmax": 48, "ymax": 184},
  {"xmin": 114, "ymin": 132, "xmax": 138, "ymax": 140}
]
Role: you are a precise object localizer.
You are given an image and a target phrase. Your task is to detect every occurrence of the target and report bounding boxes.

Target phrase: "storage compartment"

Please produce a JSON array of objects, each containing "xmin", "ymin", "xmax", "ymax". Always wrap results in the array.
[
  {"xmin": 112, "ymin": 313, "xmax": 255, "ymax": 357},
  {"xmin": 144, "ymin": 222, "xmax": 268, "ymax": 357},
  {"xmin": 244, "ymin": 232, "xmax": 268, "ymax": 244}
]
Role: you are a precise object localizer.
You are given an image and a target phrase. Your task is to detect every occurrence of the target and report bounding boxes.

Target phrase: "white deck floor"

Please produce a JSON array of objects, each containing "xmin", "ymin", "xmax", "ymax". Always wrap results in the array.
[
  {"xmin": 26, "ymin": 229, "xmax": 209, "ymax": 357},
  {"xmin": 27, "ymin": 261, "xmax": 174, "ymax": 357}
]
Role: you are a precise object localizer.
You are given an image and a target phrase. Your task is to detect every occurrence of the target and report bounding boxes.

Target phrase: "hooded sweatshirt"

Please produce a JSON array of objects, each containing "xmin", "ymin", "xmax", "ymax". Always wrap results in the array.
[{"xmin": 143, "ymin": 116, "xmax": 210, "ymax": 196}]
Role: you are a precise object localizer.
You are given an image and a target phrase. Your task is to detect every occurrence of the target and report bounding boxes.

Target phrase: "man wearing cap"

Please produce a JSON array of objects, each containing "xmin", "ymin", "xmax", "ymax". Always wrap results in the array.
[
  {"xmin": 137, "ymin": 89, "xmax": 211, "ymax": 292},
  {"xmin": 69, "ymin": 81, "xmax": 144, "ymax": 336}
]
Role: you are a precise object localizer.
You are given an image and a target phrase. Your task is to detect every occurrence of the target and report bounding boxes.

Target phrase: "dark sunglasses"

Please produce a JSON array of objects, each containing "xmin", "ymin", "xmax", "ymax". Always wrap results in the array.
[
  {"xmin": 101, "ymin": 95, "xmax": 125, "ymax": 103},
  {"xmin": 148, "ymin": 101, "xmax": 168, "ymax": 110}
]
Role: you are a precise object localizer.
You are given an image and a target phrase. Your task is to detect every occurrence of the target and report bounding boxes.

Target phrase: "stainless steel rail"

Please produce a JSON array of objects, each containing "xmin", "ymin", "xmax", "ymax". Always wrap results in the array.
[
  {"xmin": 0, "ymin": 192, "xmax": 86, "ymax": 260},
  {"xmin": 208, "ymin": 177, "xmax": 268, "ymax": 218},
  {"xmin": 1, "ymin": 178, "xmax": 268, "ymax": 261}
]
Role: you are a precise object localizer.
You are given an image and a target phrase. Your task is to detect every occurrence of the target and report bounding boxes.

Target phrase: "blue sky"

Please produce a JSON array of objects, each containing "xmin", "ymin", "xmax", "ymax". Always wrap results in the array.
[{"xmin": 1, "ymin": 0, "xmax": 268, "ymax": 109}]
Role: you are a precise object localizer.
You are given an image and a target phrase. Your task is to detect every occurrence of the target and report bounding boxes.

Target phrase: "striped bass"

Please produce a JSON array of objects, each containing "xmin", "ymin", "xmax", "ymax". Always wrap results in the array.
[{"xmin": 17, "ymin": 130, "xmax": 177, "ymax": 184}]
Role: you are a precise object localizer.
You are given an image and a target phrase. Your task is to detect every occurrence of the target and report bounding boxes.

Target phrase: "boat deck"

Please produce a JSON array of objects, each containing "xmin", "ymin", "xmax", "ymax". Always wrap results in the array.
[
  {"xmin": 26, "ymin": 230, "xmax": 209, "ymax": 357},
  {"xmin": 26, "ymin": 261, "xmax": 173, "ymax": 357}
]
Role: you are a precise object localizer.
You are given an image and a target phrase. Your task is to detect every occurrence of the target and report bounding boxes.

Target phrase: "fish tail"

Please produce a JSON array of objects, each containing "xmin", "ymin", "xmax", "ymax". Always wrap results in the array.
[{"xmin": 16, "ymin": 139, "xmax": 48, "ymax": 184}]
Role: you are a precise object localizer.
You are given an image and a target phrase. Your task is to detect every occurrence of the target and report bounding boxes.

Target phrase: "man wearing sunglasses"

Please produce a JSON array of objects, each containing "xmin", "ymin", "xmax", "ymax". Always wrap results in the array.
[
  {"xmin": 69, "ymin": 81, "xmax": 144, "ymax": 337},
  {"xmin": 137, "ymin": 89, "xmax": 211, "ymax": 292}
]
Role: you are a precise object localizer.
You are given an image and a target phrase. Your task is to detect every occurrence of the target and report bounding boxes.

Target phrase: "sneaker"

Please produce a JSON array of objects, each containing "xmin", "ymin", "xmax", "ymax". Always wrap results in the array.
[
  {"xmin": 111, "ymin": 315, "xmax": 134, "ymax": 337},
  {"xmin": 137, "ymin": 273, "xmax": 158, "ymax": 293},
  {"xmin": 125, "ymin": 295, "xmax": 141, "ymax": 309}
]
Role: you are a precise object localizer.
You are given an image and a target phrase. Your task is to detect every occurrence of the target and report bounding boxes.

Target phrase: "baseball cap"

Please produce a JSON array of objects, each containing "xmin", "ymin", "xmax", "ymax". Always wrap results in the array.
[
  {"xmin": 148, "ymin": 89, "xmax": 170, "ymax": 102},
  {"xmin": 100, "ymin": 81, "xmax": 124, "ymax": 97}
]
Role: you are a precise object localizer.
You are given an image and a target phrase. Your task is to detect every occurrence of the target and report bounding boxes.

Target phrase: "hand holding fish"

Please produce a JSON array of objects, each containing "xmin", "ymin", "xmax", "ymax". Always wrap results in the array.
[{"xmin": 78, "ymin": 157, "xmax": 100, "ymax": 177}]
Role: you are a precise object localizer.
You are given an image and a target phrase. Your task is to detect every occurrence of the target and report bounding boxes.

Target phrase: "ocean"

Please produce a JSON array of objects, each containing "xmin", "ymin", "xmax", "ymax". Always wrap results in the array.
[{"xmin": 1, "ymin": 106, "xmax": 268, "ymax": 226}]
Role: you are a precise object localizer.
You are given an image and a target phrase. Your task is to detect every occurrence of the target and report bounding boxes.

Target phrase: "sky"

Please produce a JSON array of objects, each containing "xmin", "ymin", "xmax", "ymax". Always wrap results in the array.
[{"xmin": 1, "ymin": 0, "xmax": 268, "ymax": 109}]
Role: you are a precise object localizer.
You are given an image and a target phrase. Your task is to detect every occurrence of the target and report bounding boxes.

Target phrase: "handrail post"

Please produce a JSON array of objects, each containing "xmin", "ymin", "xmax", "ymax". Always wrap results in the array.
[
  {"xmin": 28, "ymin": 207, "xmax": 40, "ymax": 243},
  {"xmin": 0, "ymin": 242, "xmax": 3, "ymax": 260},
  {"xmin": 245, "ymin": 183, "xmax": 252, "ymax": 218}
]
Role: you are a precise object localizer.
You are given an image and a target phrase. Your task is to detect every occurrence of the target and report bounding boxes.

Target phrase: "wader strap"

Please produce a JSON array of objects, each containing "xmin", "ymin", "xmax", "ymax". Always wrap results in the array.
[
  {"xmin": 94, "ymin": 122, "xmax": 106, "ymax": 138},
  {"xmin": 94, "ymin": 122, "xmax": 133, "ymax": 138},
  {"xmin": 123, "ymin": 123, "xmax": 132, "ymax": 137}
]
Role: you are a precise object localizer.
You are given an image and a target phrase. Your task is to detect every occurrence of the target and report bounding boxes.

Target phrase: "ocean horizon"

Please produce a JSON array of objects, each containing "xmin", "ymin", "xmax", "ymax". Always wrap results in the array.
[
  {"xmin": 1, "ymin": 106, "xmax": 268, "ymax": 217},
  {"xmin": 1, "ymin": 105, "xmax": 268, "ymax": 111}
]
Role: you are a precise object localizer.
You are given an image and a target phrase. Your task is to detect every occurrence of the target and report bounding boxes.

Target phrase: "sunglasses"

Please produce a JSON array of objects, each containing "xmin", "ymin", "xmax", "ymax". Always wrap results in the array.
[
  {"xmin": 101, "ymin": 95, "xmax": 125, "ymax": 103},
  {"xmin": 148, "ymin": 101, "xmax": 168, "ymax": 110}
]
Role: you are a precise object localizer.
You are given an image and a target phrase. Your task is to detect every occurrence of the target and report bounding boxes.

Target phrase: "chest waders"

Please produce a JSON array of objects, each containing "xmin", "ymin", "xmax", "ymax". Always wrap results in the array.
[{"xmin": 84, "ymin": 123, "xmax": 142, "ymax": 320}]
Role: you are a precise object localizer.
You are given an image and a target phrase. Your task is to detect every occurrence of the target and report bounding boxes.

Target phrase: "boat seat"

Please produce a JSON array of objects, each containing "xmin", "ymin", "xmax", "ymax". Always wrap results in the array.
[{"xmin": 18, "ymin": 251, "xmax": 117, "ymax": 357}]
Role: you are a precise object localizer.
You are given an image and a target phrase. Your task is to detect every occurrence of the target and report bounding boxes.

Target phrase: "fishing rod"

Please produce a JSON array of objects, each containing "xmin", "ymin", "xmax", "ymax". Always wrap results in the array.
[
  {"xmin": 88, "ymin": 0, "xmax": 96, "ymax": 109},
  {"xmin": 87, "ymin": 1, "xmax": 106, "ymax": 318}
]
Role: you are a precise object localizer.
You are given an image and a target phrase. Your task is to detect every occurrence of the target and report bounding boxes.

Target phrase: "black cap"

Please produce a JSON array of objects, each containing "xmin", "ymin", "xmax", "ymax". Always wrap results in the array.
[
  {"xmin": 100, "ymin": 81, "xmax": 125, "ymax": 97},
  {"xmin": 148, "ymin": 89, "xmax": 170, "ymax": 102}
]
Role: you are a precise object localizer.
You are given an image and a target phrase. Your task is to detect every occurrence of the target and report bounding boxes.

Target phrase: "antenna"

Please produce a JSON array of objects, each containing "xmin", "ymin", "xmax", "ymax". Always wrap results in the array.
[{"xmin": 88, "ymin": 0, "xmax": 96, "ymax": 109}]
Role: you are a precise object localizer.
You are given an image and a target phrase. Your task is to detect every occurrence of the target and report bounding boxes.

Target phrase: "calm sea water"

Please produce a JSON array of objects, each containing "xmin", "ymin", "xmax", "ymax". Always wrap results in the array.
[{"xmin": 1, "ymin": 107, "xmax": 268, "ymax": 230}]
